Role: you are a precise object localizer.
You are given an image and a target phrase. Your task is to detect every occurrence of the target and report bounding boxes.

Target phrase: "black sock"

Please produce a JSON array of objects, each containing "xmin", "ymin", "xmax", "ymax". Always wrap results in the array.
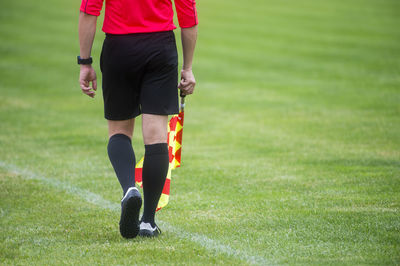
[
  {"xmin": 141, "ymin": 143, "xmax": 169, "ymax": 227},
  {"xmin": 107, "ymin": 134, "xmax": 136, "ymax": 196}
]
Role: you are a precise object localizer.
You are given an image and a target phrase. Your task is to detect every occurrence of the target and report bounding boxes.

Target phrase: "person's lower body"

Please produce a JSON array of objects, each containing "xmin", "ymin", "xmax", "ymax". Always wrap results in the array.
[{"xmin": 101, "ymin": 31, "xmax": 179, "ymax": 238}]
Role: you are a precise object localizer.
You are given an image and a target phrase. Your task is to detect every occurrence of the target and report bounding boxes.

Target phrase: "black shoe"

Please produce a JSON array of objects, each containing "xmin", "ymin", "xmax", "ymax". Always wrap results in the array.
[
  {"xmin": 119, "ymin": 187, "xmax": 142, "ymax": 239},
  {"xmin": 138, "ymin": 222, "xmax": 161, "ymax": 237}
]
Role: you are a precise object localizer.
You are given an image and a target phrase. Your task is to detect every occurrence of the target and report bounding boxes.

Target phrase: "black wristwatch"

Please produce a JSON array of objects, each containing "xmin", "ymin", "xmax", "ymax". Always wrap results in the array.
[{"xmin": 77, "ymin": 56, "xmax": 93, "ymax": 65}]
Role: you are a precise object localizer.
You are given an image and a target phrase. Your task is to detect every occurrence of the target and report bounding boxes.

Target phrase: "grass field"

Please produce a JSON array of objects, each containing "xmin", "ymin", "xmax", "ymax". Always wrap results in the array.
[{"xmin": 1, "ymin": 0, "xmax": 400, "ymax": 264}]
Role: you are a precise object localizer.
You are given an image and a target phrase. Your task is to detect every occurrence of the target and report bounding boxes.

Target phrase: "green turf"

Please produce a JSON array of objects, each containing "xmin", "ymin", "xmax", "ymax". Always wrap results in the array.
[{"xmin": 1, "ymin": 0, "xmax": 399, "ymax": 264}]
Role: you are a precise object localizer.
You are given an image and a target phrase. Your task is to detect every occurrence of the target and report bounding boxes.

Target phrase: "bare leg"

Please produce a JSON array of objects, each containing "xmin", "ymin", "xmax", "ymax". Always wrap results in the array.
[
  {"xmin": 142, "ymin": 114, "xmax": 167, "ymax": 144},
  {"xmin": 108, "ymin": 118, "xmax": 135, "ymax": 139}
]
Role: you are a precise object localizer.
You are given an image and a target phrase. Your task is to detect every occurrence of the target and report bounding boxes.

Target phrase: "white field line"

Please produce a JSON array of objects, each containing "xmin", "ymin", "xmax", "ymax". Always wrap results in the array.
[{"xmin": 0, "ymin": 161, "xmax": 273, "ymax": 266}]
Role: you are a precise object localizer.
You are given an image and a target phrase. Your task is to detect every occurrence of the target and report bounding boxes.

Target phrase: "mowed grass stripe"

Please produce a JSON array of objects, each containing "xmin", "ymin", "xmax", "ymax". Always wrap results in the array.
[
  {"xmin": 0, "ymin": 161, "xmax": 273, "ymax": 265},
  {"xmin": 199, "ymin": 0, "xmax": 400, "ymax": 39},
  {"xmin": 197, "ymin": 0, "xmax": 400, "ymax": 85}
]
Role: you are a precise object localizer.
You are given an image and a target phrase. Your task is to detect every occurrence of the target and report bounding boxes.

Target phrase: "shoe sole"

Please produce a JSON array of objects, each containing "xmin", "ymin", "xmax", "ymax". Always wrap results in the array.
[{"xmin": 120, "ymin": 195, "xmax": 142, "ymax": 239}]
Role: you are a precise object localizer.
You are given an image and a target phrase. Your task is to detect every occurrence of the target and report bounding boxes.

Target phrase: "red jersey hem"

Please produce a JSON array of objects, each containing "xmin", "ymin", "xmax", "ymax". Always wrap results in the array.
[
  {"xmin": 79, "ymin": 8, "xmax": 100, "ymax": 17},
  {"xmin": 102, "ymin": 25, "xmax": 177, "ymax": 35}
]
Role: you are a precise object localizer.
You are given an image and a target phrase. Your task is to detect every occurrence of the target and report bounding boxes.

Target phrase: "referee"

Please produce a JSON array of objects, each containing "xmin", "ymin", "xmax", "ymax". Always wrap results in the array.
[{"xmin": 78, "ymin": 0, "xmax": 198, "ymax": 238}]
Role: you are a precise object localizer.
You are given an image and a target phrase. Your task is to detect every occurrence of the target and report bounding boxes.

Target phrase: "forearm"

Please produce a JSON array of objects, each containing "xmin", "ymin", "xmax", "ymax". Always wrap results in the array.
[
  {"xmin": 181, "ymin": 25, "xmax": 198, "ymax": 70},
  {"xmin": 79, "ymin": 12, "xmax": 98, "ymax": 59}
]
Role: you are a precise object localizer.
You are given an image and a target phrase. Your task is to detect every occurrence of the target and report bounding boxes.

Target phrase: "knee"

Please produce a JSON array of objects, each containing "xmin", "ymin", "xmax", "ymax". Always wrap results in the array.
[
  {"xmin": 108, "ymin": 119, "xmax": 135, "ymax": 139},
  {"xmin": 143, "ymin": 127, "xmax": 167, "ymax": 144},
  {"xmin": 142, "ymin": 114, "xmax": 168, "ymax": 145}
]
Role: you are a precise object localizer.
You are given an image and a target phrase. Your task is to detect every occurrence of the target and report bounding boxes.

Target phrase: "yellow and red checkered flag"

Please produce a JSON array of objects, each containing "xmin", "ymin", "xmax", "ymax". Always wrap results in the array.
[{"xmin": 135, "ymin": 96, "xmax": 185, "ymax": 211}]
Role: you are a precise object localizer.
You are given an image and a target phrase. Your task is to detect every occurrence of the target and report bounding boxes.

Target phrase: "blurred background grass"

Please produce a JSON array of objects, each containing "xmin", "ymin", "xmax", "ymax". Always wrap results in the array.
[{"xmin": 0, "ymin": 0, "xmax": 399, "ymax": 264}]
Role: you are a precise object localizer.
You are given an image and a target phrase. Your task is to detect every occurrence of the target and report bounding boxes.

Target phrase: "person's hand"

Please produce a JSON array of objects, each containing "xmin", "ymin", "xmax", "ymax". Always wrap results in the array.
[
  {"xmin": 79, "ymin": 65, "xmax": 97, "ymax": 98},
  {"xmin": 178, "ymin": 69, "xmax": 196, "ymax": 96}
]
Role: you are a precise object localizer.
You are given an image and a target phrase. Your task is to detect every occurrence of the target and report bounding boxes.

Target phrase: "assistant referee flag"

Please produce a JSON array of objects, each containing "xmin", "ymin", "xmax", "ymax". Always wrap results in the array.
[{"xmin": 135, "ymin": 107, "xmax": 184, "ymax": 211}]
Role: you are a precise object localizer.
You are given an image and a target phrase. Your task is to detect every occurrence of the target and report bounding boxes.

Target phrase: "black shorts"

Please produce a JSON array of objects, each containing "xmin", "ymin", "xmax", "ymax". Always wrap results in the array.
[{"xmin": 100, "ymin": 31, "xmax": 179, "ymax": 120}]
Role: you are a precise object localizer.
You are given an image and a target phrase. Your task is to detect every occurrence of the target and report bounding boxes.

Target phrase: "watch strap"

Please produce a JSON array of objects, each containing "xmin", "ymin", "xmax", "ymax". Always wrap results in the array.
[{"xmin": 77, "ymin": 56, "xmax": 93, "ymax": 65}]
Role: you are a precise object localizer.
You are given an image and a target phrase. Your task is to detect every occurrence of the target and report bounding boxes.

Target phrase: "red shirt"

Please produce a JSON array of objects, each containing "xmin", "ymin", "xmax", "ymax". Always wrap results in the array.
[{"xmin": 80, "ymin": 0, "xmax": 198, "ymax": 34}]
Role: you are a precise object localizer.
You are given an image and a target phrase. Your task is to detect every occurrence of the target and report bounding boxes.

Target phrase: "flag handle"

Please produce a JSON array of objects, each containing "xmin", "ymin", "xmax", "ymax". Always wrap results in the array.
[{"xmin": 180, "ymin": 91, "xmax": 185, "ymax": 111}]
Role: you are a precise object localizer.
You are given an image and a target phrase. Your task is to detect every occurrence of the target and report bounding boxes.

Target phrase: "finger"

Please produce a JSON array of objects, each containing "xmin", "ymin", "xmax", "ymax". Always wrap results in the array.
[
  {"xmin": 181, "ymin": 86, "xmax": 192, "ymax": 95},
  {"xmin": 81, "ymin": 79, "xmax": 89, "ymax": 86},
  {"xmin": 179, "ymin": 82, "xmax": 188, "ymax": 89},
  {"xmin": 180, "ymin": 85, "xmax": 188, "ymax": 93},
  {"xmin": 179, "ymin": 81, "xmax": 192, "ymax": 90},
  {"xmin": 187, "ymin": 85, "xmax": 195, "ymax": 95},
  {"xmin": 81, "ymin": 86, "xmax": 92, "ymax": 92},
  {"xmin": 84, "ymin": 89, "xmax": 95, "ymax": 98},
  {"xmin": 178, "ymin": 82, "xmax": 186, "ymax": 90},
  {"xmin": 179, "ymin": 88, "xmax": 187, "ymax": 96},
  {"xmin": 80, "ymin": 79, "xmax": 89, "ymax": 88},
  {"xmin": 80, "ymin": 84, "xmax": 89, "ymax": 93},
  {"xmin": 180, "ymin": 79, "xmax": 189, "ymax": 85},
  {"xmin": 185, "ymin": 87, "xmax": 193, "ymax": 95},
  {"xmin": 183, "ymin": 84, "xmax": 193, "ymax": 92},
  {"xmin": 82, "ymin": 88, "xmax": 91, "ymax": 95},
  {"xmin": 92, "ymin": 79, "xmax": 97, "ymax": 91}
]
